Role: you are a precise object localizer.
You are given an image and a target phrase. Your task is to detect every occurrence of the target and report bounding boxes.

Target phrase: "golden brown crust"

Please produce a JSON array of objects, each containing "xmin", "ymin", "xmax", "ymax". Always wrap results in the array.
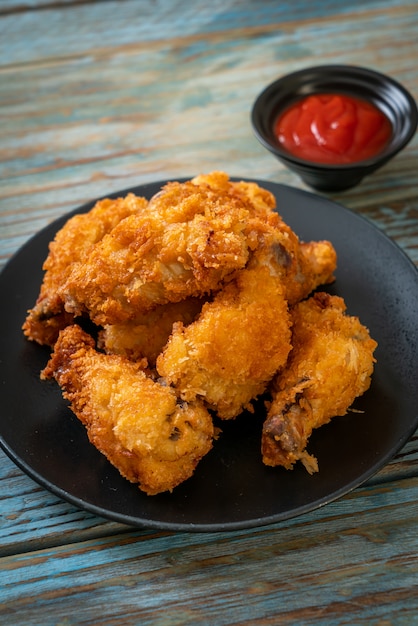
[
  {"xmin": 157, "ymin": 264, "xmax": 292, "ymax": 419},
  {"xmin": 59, "ymin": 175, "xmax": 261, "ymax": 325},
  {"xmin": 262, "ymin": 292, "xmax": 377, "ymax": 472},
  {"xmin": 43, "ymin": 325, "xmax": 214, "ymax": 495},
  {"xmin": 98, "ymin": 297, "xmax": 205, "ymax": 367},
  {"xmin": 23, "ymin": 194, "xmax": 147, "ymax": 345},
  {"xmin": 22, "ymin": 171, "xmax": 371, "ymax": 495}
]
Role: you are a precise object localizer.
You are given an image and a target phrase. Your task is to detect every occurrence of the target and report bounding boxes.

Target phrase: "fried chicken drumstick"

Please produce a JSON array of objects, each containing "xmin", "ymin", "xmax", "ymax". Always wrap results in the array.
[
  {"xmin": 42, "ymin": 324, "xmax": 215, "ymax": 495},
  {"xmin": 262, "ymin": 292, "xmax": 377, "ymax": 473}
]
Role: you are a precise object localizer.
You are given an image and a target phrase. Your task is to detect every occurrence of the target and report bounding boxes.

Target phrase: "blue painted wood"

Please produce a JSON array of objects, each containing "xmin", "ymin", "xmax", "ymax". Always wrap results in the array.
[
  {"xmin": 1, "ymin": 0, "xmax": 411, "ymax": 65},
  {"xmin": 0, "ymin": 2, "xmax": 417, "ymax": 272},
  {"xmin": 0, "ymin": 1, "xmax": 418, "ymax": 623},
  {"xmin": 1, "ymin": 477, "xmax": 417, "ymax": 624}
]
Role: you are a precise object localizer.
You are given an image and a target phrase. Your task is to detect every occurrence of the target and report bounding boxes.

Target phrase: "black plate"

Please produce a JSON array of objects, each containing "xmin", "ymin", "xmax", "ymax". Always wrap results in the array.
[{"xmin": 1, "ymin": 180, "xmax": 418, "ymax": 532}]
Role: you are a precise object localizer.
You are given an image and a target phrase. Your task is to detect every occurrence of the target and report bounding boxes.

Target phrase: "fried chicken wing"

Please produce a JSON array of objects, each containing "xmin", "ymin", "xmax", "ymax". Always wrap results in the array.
[
  {"xmin": 289, "ymin": 240, "xmax": 337, "ymax": 304},
  {"xmin": 23, "ymin": 194, "xmax": 147, "ymax": 345},
  {"xmin": 262, "ymin": 292, "xmax": 377, "ymax": 473},
  {"xmin": 191, "ymin": 171, "xmax": 277, "ymax": 219},
  {"xmin": 59, "ymin": 172, "xmax": 331, "ymax": 326},
  {"xmin": 98, "ymin": 297, "xmax": 205, "ymax": 367},
  {"xmin": 249, "ymin": 231, "xmax": 337, "ymax": 306},
  {"xmin": 193, "ymin": 172, "xmax": 337, "ymax": 303},
  {"xmin": 59, "ymin": 174, "xmax": 267, "ymax": 325},
  {"xmin": 157, "ymin": 262, "xmax": 292, "ymax": 420},
  {"xmin": 42, "ymin": 324, "xmax": 215, "ymax": 495}
]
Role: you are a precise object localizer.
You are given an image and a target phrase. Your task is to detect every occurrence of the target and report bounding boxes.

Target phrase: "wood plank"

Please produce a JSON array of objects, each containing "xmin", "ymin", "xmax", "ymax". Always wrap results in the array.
[
  {"xmin": 1, "ymin": 3, "xmax": 417, "ymax": 270},
  {"xmin": 2, "ymin": 0, "xmax": 413, "ymax": 65},
  {"xmin": 1, "ymin": 475, "xmax": 417, "ymax": 624},
  {"xmin": 0, "ymin": 452, "xmax": 121, "ymax": 558},
  {"xmin": 0, "ymin": 0, "xmax": 85, "ymax": 13}
]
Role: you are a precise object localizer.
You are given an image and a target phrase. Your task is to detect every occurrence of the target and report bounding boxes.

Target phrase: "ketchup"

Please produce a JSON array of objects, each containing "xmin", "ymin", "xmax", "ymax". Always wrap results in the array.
[{"xmin": 274, "ymin": 93, "xmax": 392, "ymax": 164}]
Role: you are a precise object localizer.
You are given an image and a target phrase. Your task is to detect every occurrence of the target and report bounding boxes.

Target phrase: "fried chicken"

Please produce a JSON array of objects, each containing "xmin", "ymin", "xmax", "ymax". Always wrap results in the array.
[
  {"xmin": 157, "ymin": 261, "xmax": 292, "ymax": 420},
  {"xmin": 42, "ymin": 324, "xmax": 215, "ymax": 495},
  {"xmin": 59, "ymin": 174, "xmax": 269, "ymax": 325},
  {"xmin": 191, "ymin": 171, "xmax": 277, "ymax": 220},
  {"xmin": 193, "ymin": 172, "xmax": 337, "ymax": 303},
  {"xmin": 262, "ymin": 292, "xmax": 377, "ymax": 473},
  {"xmin": 22, "ymin": 171, "xmax": 368, "ymax": 495},
  {"xmin": 98, "ymin": 297, "xmax": 205, "ymax": 367},
  {"xmin": 58, "ymin": 172, "xmax": 333, "ymax": 326},
  {"xmin": 23, "ymin": 194, "xmax": 147, "ymax": 345},
  {"xmin": 289, "ymin": 240, "xmax": 337, "ymax": 304},
  {"xmin": 26, "ymin": 170, "xmax": 336, "ymax": 337}
]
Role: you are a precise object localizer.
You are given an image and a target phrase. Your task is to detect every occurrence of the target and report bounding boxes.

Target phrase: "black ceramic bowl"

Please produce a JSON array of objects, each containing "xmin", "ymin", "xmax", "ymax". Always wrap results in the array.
[{"xmin": 251, "ymin": 65, "xmax": 418, "ymax": 191}]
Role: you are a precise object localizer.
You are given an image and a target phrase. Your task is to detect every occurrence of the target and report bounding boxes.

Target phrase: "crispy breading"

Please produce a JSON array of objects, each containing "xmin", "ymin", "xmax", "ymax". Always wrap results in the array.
[
  {"xmin": 59, "ymin": 174, "xmax": 266, "ymax": 325},
  {"xmin": 23, "ymin": 194, "xmax": 147, "ymax": 345},
  {"xmin": 98, "ymin": 297, "xmax": 204, "ymax": 367},
  {"xmin": 262, "ymin": 292, "xmax": 377, "ymax": 473},
  {"xmin": 157, "ymin": 263, "xmax": 292, "ymax": 419},
  {"xmin": 191, "ymin": 171, "xmax": 277, "ymax": 219},
  {"xmin": 289, "ymin": 240, "xmax": 337, "ymax": 304},
  {"xmin": 42, "ymin": 325, "xmax": 215, "ymax": 495},
  {"xmin": 22, "ymin": 171, "xmax": 369, "ymax": 495}
]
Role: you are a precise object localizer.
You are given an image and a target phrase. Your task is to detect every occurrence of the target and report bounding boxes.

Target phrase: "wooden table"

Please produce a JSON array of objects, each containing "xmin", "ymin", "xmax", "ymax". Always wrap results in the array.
[{"xmin": 1, "ymin": 1, "xmax": 418, "ymax": 623}]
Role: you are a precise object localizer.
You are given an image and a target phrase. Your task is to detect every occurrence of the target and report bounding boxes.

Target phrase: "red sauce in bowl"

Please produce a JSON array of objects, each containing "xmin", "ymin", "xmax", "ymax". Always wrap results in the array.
[{"xmin": 274, "ymin": 93, "xmax": 392, "ymax": 164}]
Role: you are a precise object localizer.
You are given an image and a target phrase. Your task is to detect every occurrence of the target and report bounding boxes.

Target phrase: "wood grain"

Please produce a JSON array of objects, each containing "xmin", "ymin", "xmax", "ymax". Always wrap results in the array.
[
  {"xmin": 0, "ymin": 1, "xmax": 418, "ymax": 623},
  {"xmin": 1, "ymin": 2, "xmax": 417, "ymax": 270},
  {"xmin": 1, "ymin": 476, "xmax": 418, "ymax": 624}
]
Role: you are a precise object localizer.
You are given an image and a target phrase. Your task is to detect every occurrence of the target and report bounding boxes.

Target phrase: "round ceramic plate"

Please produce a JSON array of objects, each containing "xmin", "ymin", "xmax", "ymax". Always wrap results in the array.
[{"xmin": 1, "ymin": 180, "xmax": 418, "ymax": 532}]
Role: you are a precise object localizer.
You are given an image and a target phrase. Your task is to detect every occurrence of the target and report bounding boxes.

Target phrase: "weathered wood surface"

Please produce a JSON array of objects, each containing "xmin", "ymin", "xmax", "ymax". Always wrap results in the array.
[
  {"xmin": 1, "ymin": 475, "xmax": 418, "ymax": 625},
  {"xmin": 1, "ymin": 0, "xmax": 418, "ymax": 623}
]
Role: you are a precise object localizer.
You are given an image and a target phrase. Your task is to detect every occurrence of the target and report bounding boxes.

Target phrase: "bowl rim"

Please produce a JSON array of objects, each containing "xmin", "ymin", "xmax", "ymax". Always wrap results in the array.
[{"xmin": 251, "ymin": 64, "xmax": 418, "ymax": 171}]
